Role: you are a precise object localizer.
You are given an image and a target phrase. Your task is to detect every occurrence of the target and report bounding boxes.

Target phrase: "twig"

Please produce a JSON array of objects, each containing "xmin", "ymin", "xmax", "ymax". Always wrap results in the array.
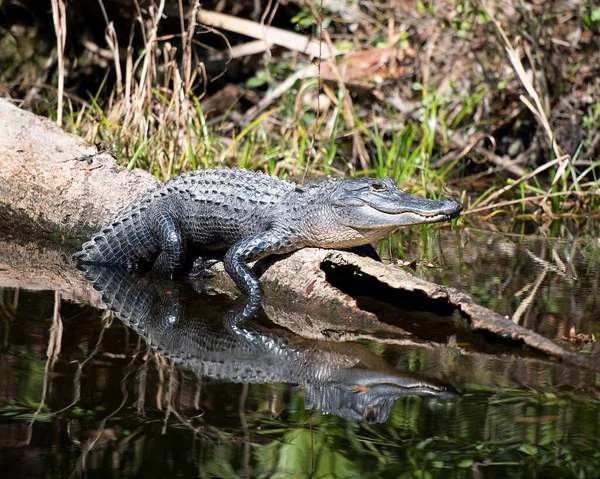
[
  {"xmin": 472, "ymin": 155, "xmax": 567, "ymax": 210},
  {"xmin": 244, "ymin": 64, "xmax": 319, "ymax": 122},
  {"xmin": 209, "ymin": 40, "xmax": 275, "ymax": 61},
  {"xmin": 196, "ymin": 10, "xmax": 338, "ymax": 59},
  {"xmin": 465, "ymin": 188, "xmax": 595, "ymax": 215},
  {"xmin": 433, "ymin": 126, "xmax": 526, "ymax": 178}
]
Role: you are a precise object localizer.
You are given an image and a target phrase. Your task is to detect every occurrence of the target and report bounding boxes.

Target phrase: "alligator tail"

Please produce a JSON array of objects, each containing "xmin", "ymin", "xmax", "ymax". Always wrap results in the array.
[
  {"xmin": 73, "ymin": 210, "xmax": 156, "ymax": 267},
  {"xmin": 76, "ymin": 264, "xmax": 153, "ymax": 326}
]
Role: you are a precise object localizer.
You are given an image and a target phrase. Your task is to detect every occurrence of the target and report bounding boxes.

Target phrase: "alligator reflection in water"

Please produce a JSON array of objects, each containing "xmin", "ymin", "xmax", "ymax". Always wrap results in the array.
[{"xmin": 79, "ymin": 265, "xmax": 455, "ymax": 423}]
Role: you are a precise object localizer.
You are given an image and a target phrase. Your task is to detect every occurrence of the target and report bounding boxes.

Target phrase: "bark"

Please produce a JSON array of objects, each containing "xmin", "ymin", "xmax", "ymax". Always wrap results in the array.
[
  {"xmin": 0, "ymin": 98, "xmax": 158, "ymax": 243},
  {"xmin": 1, "ymin": 98, "xmax": 598, "ymax": 372}
]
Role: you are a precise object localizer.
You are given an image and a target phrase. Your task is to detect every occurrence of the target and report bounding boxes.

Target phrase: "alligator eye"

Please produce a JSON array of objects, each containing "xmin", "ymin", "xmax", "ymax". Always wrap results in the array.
[{"xmin": 370, "ymin": 183, "xmax": 386, "ymax": 192}]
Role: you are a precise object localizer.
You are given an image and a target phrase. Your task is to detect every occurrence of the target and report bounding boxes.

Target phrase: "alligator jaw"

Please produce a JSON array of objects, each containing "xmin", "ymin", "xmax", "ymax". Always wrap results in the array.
[
  {"xmin": 370, "ymin": 196, "xmax": 463, "ymax": 222},
  {"xmin": 348, "ymin": 197, "xmax": 463, "ymax": 229},
  {"xmin": 315, "ymin": 370, "xmax": 457, "ymax": 422},
  {"xmin": 348, "ymin": 371, "xmax": 458, "ymax": 399},
  {"xmin": 399, "ymin": 199, "xmax": 463, "ymax": 225}
]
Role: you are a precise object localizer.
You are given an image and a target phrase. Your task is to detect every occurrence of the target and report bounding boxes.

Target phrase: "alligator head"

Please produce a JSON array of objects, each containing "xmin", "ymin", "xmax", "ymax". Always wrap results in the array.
[
  {"xmin": 305, "ymin": 370, "xmax": 457, "ymax": 423},
  {"xmin": 332, "ymin": 176, "xmax": 462, "ymax": 227},
  {"xmin": 300, "ymin": 177, "xmax": 462, "ymax": 247}
]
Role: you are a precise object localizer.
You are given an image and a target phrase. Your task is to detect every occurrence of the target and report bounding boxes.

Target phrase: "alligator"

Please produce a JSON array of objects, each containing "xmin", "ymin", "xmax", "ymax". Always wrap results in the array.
[
  {"xmin": 80, "ymin": 265, "xmax": 456, "ymax": 423},
  {"xmin": 74, "ymin": 168, "xmax": 462, "ymax": 323}
]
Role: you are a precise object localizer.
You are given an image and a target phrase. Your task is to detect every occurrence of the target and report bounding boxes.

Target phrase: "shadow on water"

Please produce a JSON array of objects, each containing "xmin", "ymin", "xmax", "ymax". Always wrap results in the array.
[{"xmin": 2, "ymin": 226, "xmax": 600, "ymax": 477}]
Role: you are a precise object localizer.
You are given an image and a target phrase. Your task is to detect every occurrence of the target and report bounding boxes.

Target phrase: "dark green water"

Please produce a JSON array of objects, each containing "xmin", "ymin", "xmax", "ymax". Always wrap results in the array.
[{"xmin": 1, "ymin": 227, "xmax": 600, "ymax": 478}]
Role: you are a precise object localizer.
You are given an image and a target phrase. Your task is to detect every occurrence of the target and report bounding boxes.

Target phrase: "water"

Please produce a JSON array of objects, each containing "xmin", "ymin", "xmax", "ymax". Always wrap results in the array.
[
  {"xmin": 390, "ymin": 226, "xmax": 600, "ymax": 345},
  {"xmin": 1, "ymin": 226, "xmax": 600, "ymax": 478}
]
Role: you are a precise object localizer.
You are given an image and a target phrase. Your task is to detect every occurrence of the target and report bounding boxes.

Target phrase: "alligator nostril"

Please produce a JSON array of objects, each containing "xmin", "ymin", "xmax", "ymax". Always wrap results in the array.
[
  {"xmin": 441, "ymin": 198, "xmax": 463, "ymax": 217},
  {"xmin": 446, "ymin": 198, "xmax": 463, "ymax": 211}
]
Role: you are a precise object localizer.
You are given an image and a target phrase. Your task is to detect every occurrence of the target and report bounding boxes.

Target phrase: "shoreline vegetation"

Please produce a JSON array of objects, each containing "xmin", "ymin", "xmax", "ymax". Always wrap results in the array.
[
  {"xmin": 2, "ymin": 4, "xmax": 600, "ymax": 476},
  {"xmin": 1, "ymin": 0, "xmax": 599, "ymax": 223}
]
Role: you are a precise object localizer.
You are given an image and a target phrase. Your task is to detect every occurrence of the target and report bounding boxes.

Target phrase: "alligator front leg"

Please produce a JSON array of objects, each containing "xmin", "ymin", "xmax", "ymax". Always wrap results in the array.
[
  {"xmin": 190, "ymin": 257, "xmax": 220, "ymax": 278},
  {"xmin": 224, "ymin": 230, "xmax": 297, "ymax": 325}
]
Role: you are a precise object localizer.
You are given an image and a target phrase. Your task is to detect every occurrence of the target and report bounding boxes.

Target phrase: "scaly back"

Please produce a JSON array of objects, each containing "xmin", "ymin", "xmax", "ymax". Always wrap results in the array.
[{"xmin": 73, "ymin": 168, "xmax": 298, "ymax": 267}]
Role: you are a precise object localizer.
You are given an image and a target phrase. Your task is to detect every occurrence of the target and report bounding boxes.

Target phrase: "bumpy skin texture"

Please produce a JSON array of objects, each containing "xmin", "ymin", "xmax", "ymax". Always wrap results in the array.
[{"xmin": 74, "ymin": 168, "xmax": 462, "ymax": 322}]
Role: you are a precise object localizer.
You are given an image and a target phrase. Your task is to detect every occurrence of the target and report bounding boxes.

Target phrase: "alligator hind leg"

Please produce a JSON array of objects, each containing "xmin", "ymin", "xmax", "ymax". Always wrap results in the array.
[{"xmin": 149, "ymin": 211, "xmax": 187, "ymax": 277}]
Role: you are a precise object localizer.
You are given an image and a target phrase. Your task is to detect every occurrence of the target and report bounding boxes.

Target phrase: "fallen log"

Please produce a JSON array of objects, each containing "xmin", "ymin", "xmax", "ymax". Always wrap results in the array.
[
  {"xmin": 1, "ymin": 98, "xmax": 598, "ymax": 372},
  {"xmin": 2, "ymin": 231, "xmax": 599, "ymax": 392},
  {"xmin": 0, "ymin": 99, "xmax": 158, "ymax": 242}
]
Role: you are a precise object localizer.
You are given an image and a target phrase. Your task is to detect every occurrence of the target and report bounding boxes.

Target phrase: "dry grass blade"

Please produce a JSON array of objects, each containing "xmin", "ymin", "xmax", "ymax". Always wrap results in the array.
[
  {"xmin": 105, "ymin": 22, "xmax": 123, "ymax": 96},
  {"xmin": 78, "ymin": 0, "xmax": 210, "ymax": 178},
  {"xmin": 483, "ymin": 3, "xmax": 559, "ymax": 156},
  {"xmin": 471, "ymin": 155, "xmax": 567, "ymax": 210},
  {"xmin": 482, "ymin": 3, "xmax": 580, "ymax": 197},
  {"xmin": 181, "ymin": 0, "xmax": 201, "ymax": 91},
  {"xmin": 322, "ymin": 31, "xmax": 369, "ymax": 170},
  {"xmin": 467, "ymin": 189, "xmax": 596, "ymax": 216},
  {"xmin": 50, "ymin": 0, "xmax": 67, "ymax": 125},
  {"xmin": 132, "ymin": 0, "xmax": 166, "ymax": 129}
]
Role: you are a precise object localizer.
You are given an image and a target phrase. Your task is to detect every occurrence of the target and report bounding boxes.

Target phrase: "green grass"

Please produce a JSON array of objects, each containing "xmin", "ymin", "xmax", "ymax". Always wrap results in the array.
[{"xmin": 3, "ymin": 0, "xmax": 599, "ymax": 221}]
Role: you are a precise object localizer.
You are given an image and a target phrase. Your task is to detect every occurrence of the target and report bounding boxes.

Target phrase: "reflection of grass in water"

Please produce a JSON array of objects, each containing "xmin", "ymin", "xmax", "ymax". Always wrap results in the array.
[
  {"xmin": 582, "ymin": 239, "xmax": 600, "ymax": 264},
  {"xmin": 15, "ymin": 358, "xmax": 48, "ymax": 410},
  {"xmin": 256, "ymin": 427, "xmax": 359, "ymax": 478},
  {"xmin": 380, "ymin": 226, "xmax": 600, "ymax": 323},
  {"xmin": 0, "ymin": 288, "xmax": 17, "ymax": 349},
  {"xmin": 2, "ymin": 340, "xmax": 600, "ymax": 478},
  {"xmin": 381, "ymin": 224, "xmax": 454, "ymax": 264},
  {"xmin": 0, "ymin": 410, "xmax": 52, "ymax": 422},
  {"xmin": 384, "ymin": 218, "xmax": 600, "ymax": 267},
  {"xmin": 0, "ymin": 287, "xmax": 20, "ymax": 314},
  {"xmin": 0, "ymin": 287, "xmax": 53, "ymax": 410},
  {"xmin": 249, "ymin": 390, "xmax": 600, "ymax": 478}
]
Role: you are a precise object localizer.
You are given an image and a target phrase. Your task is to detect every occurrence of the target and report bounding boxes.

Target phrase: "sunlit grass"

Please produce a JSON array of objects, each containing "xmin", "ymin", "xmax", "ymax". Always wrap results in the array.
[{"xmin": 3, "ymin": 0, "xmax": 598, "ymax": 221}]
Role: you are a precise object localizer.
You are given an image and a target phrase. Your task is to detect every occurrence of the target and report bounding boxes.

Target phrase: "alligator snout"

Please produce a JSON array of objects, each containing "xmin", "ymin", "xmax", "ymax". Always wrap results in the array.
[{"xmin": 441, "ymin": 198, "xmax": 463, "ymax": 219}]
